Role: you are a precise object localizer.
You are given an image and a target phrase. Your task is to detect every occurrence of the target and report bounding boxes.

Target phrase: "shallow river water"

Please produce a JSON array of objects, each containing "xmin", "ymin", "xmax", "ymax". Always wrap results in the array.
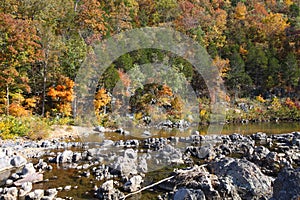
[{"xmin": 3, "ymin": 122, "xmax": 300, "ymax": 199}]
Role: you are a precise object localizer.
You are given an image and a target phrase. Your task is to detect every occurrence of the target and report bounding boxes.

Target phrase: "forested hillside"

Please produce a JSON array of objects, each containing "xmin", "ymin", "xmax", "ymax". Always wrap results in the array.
[{"xmin": 0, "ymin": 0, "xmax": 299, "ymax": 128}]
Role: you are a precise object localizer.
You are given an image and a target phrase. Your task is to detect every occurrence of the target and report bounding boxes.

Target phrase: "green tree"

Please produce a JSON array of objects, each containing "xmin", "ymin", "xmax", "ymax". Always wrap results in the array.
[
  {"xmin": 245, "ymin": 44, "xmax": 268, "ymax": 91},
  {"xmin": 226, "ymin": 50, "xmax": 252, "ymax": 99}
]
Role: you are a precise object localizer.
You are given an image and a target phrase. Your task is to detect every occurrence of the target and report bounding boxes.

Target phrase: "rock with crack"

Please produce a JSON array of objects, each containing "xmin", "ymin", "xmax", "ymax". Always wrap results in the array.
[{"xmin": 208, "ymin": 157, "xmax": 273, "ymax": 199}]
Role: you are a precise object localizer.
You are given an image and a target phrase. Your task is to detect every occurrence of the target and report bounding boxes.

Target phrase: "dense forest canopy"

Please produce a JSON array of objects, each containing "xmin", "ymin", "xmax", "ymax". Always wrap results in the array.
[{"xmin": 0, "ymin": 0, "xmax": 299, "ymax": 124}]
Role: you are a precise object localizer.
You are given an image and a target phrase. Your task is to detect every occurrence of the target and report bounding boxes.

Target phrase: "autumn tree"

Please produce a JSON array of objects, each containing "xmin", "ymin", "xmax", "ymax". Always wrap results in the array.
[
  {"xmin": 94, "ymin": 88, "xmax": 111, "ymax": 124},
  {"xmin": 76, "ymin": 0, "xmax": 108, "ymax": 44},
  {"xmin": 0, "ymin": 12, "xmax": 42, "ymax": 115}
]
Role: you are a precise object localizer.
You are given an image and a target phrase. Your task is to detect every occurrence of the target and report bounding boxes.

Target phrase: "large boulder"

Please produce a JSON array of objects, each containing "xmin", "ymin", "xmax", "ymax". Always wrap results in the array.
[
  {"xmin": 208, "ymin": 157, "xmax": 273, "ymax": 199},
  {"xmin": 111, "ymin": 149, "xmax": 138, "ymax": 176},
  {"xmin": 272, "ymin": 168, "xmax": 300, "ymax": 200}
]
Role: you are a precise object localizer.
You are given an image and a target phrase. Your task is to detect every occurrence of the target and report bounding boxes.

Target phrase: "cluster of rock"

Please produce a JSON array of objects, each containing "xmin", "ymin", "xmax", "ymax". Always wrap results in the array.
[
  {"xmin": 157, "ymin": 131, "xmax": 300, "ymax": 200},
  {"xmin": 0, "ymin": 131, "xmax": 299, "ymax": 199}
]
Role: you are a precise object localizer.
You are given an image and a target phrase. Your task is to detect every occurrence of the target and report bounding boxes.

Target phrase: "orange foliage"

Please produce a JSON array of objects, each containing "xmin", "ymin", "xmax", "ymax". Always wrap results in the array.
[
  {"xmin": 239, "ymin": 45, "xmax": 248, "ymax": 55},
  {"xmin": 285, "ymin": 98, "xmax": 296, "ymax": 109},
  {"xmin": 47, "ymin": 77, "xmax": 74, "ymax": 117},
  {"xmin": 158, "ymin": 85, "xmax": 173, "ymax": 97},
  {"xmin": 118, "ymin": 69, "xmax": 131, "ymax": 87},
  {"xmin": 9, "ymin": 103, "xmax": 29, "ymax": 117}
]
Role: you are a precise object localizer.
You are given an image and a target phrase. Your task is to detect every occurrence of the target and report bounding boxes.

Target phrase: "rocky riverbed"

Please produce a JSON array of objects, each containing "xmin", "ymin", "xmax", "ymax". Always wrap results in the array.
[{"xmin": 0, "ymin": 130, "xmax": 299, "ymax": 200}]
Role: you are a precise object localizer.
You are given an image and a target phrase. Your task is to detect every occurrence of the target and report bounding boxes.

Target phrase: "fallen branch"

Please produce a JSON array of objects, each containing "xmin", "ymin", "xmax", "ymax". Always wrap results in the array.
[
  {"xmin": 122, "ymin": 164, "xmax": 207, "ymax": 199},
  {"xmin": 122, "ymin": 175, "xmax": 175, "ymax": 199}
]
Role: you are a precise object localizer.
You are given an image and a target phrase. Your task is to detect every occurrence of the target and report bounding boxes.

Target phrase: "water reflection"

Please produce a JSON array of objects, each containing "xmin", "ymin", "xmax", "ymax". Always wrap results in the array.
[{"xmin": 78, "ymin": 122, "xmax": 300, "ymax": 143}]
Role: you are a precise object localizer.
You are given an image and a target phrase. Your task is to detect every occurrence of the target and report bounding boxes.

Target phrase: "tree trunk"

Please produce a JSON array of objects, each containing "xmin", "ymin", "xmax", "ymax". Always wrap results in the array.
[
  {"xmin": 41, "ymin": 48, "xmax": 49, "ymax": 117},
  {"xmin": 6, "ymin": 84, "xmax": 9, "ymax": 115}
]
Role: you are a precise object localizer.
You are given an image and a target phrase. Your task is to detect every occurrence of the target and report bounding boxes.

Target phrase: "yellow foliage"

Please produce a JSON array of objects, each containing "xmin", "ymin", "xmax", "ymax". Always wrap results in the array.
[
  {"xmin": 213, "ymin": 56, "xmax": 230, "ymax": 77},
  {"xmin": 239, "ymin": 46, "xmax": 248, "ymax": 55},
  {"xmin": 170, "ymin": 96, "xmax": 183, "ymax": 118},
  {"xmin": 284, "ymin": 0, "xmax": 293, "ymax": 6},
  {"xmin": 134, "ymin": 112, "xmax": 143, "ymax": 121},
  {"xmin": 271, "ymin": 97, "xmax": 281, "ymax": 110},
  {"xmin": 0, "ymin": 121, "xmax": 11, "ymax": 139},
  {"xmin": 262, "ymin": 13, "xmax": 289, "ymax": 37},
  {"xmin": 256, "ymin": 95, "xmax": 266, "ymax": 103},
  {"xmin": 25, "ymin": 97, "xmax": 37, "ymax": 108},
  {"xmin": 235, "ymin": 2, "xmax": 247, "ymax": 20},
  {"xmin": 94, "ymin": 88, "xmax": 111, "ymax": 112},
  {"xmin": 200, "ymin": 109, "xmax": 207, "ymax": 117}
]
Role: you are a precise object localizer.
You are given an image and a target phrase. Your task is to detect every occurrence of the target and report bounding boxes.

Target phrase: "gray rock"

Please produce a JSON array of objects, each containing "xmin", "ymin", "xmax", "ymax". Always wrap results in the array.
[
  {"xmin": 9, "ymin": 173, "xmax": 19, "ymax": 180},
  {"xmin": 124, "ymin": 149, "xmax": 137, "ymax": 160},
  {"xmin": 10, "ymin": 156, "xmax": 27, "ymax": 168},
  {"xmin": 124, "ymin": 175, "xmax": 143, "ymax": 192},
  {"xmin": 41, "ymin": 141, "xmax": 51, "ymax": 148},
  {"xmin": 97, "ymin": 180, "xmax": 124, "ymax": 200},
  {"xmin": 45, "ymin": 188, "xmax": 58, "ymax": 198},
  {"xmin": 72, "ymin": 152, "xmax": 82, "ymax": 163},
  {"xmin": 254, "ymin": 146, "xmax": 270, "ymax": 158},
  {"xmin": 272, "ymin": 168, "xmax": 300, "ymax": 200},
  {"xmin": 21, "ymin": 163, "xmax": 36, "ymax": 177},
  {"xmin": 35, "ymin": 159, "xmax": 48, "ymax": 170},
  {"xmin": 251, "ymin": 132, "xmax": 267, "ymax": 141},
  {"xmin": 3, "ymin": 187, "xmax": 18, "ymax": 199},
  {"xmin": 110, "ymin": 148, "xmax": 141, "ymax": 176},
  {"xmin": 14, "ymin": 172, "xmax": 43, "ymax": 186},
  {"xmin": 157, "ymin": 144, "xmax": 183, "ymax": 164},
  {"xmin": 0, "ymin": 157, "xmax": 13, "ymax": 172},
  {"xmin": 22, "ymin": 181, "xmax": 33, "ymax": 192},
  {"xmin": 94, "ymin": 126, "xmax": 106, "ymax": 132},
  {"xmin": 173, "ymin": 188, "xmax": 206, "ymax": 200},
  {"xmin": 26, "ymin": 189, "xmax": 44, "ymax": 200},
  {"xmin": 101, "ymin": 140, "xmax": 114, "ymax": 147},
  {"xmin": 56, "ymin": 150, "xmax": 73, "ymax": 163},
  {"xmin": 19, "ymin": 182, "xmax": 33, "ymax": 197},
  {"xmin": 5, "ymin": 179, "xmax": 13, "ymax": 186},
  {"xmin": 142, "ymin": 131, "xmax": 151, "ymax": 136},
  {"xmin": 101, "ymin": 180, "xmax": 114, "ymax": 192},
  {"xmin": 64, "ymin": 185, "xmax": 71, "ymax": 191},
  {"xmin": 209, "ymin": 158, "xmax": 273, "ymax": 199}
]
